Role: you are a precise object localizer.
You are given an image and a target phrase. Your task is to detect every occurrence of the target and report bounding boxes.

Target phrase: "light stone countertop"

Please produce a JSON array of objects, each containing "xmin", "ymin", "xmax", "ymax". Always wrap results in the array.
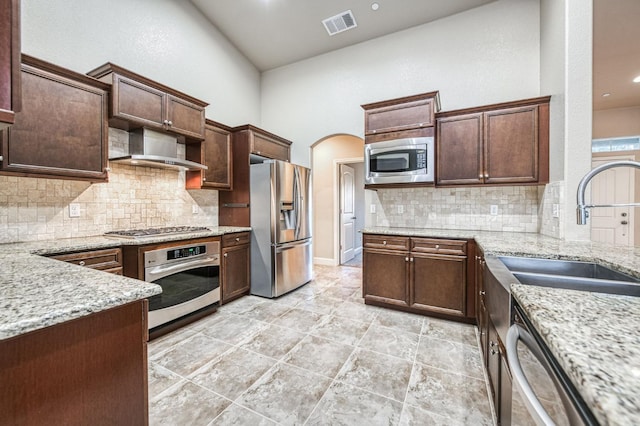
[
  {"xmin": 362, "ymin": 226, "xmax": 640, "ymax": 424},
  {"xmin": 0, "ymin": 226, "xmax": 251, "ymax": 341},
  {"xmin": 511, "ymin": 284, "xmax": 640, "ymax": 425}
]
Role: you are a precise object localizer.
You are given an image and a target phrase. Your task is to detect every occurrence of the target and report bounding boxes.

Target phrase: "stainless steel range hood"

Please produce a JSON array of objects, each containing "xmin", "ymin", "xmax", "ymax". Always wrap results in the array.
[{"xmin": 109, "ymin": 128, "xmax": 207, "ymax": 171}]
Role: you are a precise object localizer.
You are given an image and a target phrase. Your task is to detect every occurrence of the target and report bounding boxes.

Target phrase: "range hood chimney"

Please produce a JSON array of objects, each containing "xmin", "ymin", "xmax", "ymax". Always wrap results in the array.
[{"xmin": 109, "ymin": 128, "xmax": 207, "ymax": 171}]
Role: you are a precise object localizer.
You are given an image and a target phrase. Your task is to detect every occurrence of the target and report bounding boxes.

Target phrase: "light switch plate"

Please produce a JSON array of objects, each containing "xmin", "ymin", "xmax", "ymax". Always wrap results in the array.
[
  {"xmin": 192, "ymin": 205, "xmax": 199, "ymax": 214},
  {"xmin": 69, "ymin": 203, "xmax": 81, "ymax": 218},
  {"xmin": 370, "ymin": 204, "xmax": 376, "ymax": 214},
  {"xmin": 552, "ymin": 203, "xmax": 560, "ymax": 218},
  {"xmin": 490, "ymin": 205, "xmax": 498, "ymax": 216}
]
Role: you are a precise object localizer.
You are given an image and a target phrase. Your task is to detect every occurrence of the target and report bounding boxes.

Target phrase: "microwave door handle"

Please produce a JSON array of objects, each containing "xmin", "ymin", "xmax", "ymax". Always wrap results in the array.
[{"xmin": 506, "ymin": 324, "xmax": 557, "ymax": 426}]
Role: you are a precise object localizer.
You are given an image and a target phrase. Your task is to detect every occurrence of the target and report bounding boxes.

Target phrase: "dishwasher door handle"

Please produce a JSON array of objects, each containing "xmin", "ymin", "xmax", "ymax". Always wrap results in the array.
[{"xmin": 506, "ymin": 324, "xmax": 557, "ymax": 426}]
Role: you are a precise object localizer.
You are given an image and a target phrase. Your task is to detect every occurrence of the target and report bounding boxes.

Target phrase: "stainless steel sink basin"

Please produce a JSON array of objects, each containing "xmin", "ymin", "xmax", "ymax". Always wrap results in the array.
[{"xmin": 498, "ymin": 256, "xmax": 640, "ymax": 297}]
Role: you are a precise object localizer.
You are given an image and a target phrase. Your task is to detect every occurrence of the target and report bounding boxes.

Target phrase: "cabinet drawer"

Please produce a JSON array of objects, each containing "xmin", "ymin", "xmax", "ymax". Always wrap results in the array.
[
  {"xmin": 49, "ymin": 248, "xmax": 122, "ymax": 271},
  {"xmin": 411, "ymin": 238, "xmax": 466, "ymax": 255},
  {"xmin": 365, "ymin": 98, "xmax": 435, "ymax": 135},
  {"xmin": 222, "ymin": 232, "xmax": 251, "ymax": 247},
  {"xmin": 363, "ymin": 235, "xmax": 409, "ymax": 251},
  {"xmin": 251, "ymin": 133, "xmax": 290, "ymax": 161}
]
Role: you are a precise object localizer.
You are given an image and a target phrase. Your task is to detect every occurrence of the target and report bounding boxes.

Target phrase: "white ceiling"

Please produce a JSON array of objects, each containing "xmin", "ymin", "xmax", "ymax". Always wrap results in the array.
[
  {"xmin": 593, "ymin": 0, "xmax": 640, "ymax": 111},
  {"xmin": 189, "ymin": 0, "xmax": 496, "ymax": 71},
  {"xmin": 189, "ymin": 0, "xmax": 640, "ymax": 112}
]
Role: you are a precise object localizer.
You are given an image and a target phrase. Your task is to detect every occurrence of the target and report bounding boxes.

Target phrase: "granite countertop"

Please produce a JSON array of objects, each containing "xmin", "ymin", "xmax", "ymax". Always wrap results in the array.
[
  {"xmin": 511, "ymin": 284, "xmax": 640, "ymax": 425},
  {"xmin": 363, "ymin": 226, "xmax": 640, "ymax": 424},
  {"xmin": 0, "ymin": 226, "xmax": 251, "ymax": 341}
]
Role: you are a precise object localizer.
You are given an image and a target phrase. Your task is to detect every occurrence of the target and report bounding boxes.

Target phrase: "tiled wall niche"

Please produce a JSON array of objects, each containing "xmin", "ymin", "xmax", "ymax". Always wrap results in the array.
[{"xmin": 0, "ymin": 129, "xmax": 218, "ymax": 244}]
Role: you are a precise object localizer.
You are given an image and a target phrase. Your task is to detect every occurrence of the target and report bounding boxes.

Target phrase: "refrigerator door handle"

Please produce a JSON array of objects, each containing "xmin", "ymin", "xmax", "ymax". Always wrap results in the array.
[
  {"xmin": 294, "ymin": 166, "xmax": 302, "ymax": 240},
  {"xmin": 275, "ymin": 239, "xmax": 312, "ymax": 253}
]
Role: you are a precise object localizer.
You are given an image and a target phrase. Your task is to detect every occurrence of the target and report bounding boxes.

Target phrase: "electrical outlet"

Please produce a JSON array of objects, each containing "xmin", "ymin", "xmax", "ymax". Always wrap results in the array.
[
  {"xmin": 398, "ymin": 205, "xmax": 404, "ymax": 214},
  {"xmin": 552, "ymin": 203, "xmax": 560, "ymax": 218},
  {"xmin": 69, "ymin": 203, "xmax": 81, "ymax": 218},
  {"xmin": 370, "ymin": 204, "xmax": 376, "ymax": 214},
  {"xmin": 192, "ymin": 205, "xmax": 199, "ymax": 214},
  {"xmin": 490, "ymin": 205, "xmax": 498, "ymax": 216}
]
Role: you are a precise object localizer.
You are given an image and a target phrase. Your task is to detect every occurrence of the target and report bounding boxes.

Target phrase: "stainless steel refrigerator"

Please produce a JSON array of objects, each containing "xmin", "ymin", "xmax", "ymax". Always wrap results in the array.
[{"xmin": 250, "ymin": 160, "xmax": 312, "ymax": 298}]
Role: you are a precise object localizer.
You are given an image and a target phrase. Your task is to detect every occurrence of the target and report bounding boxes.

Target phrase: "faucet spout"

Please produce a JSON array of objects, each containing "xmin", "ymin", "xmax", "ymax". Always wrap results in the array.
[{"xmin": 576, "ymin": 160, "xmax": 640, "ymax": 225}]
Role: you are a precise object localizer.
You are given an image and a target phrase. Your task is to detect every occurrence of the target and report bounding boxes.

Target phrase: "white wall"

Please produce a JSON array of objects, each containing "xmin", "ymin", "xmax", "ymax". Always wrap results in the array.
[
  {"xmin": 21, "ymin": 0, "xmax": 261, "ymax": 126},
  {"xmin": 261, "ymin": 0, "xmax": 541, "ymax": 167},
  {"xmin": 540, "ymin": 0, "xmax": 566, "ymax": 183}
]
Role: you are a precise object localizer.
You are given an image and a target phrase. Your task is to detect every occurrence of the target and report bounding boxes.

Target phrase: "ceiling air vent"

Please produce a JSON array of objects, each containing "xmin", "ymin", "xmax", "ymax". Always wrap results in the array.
[{"xmin": 322, "ymin": 10, "xmax": 357, "ymax": 36}]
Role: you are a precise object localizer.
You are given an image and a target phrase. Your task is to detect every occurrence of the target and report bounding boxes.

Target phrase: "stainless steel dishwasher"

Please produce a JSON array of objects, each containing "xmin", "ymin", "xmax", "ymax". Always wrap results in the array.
[{"xmin": 506, "ymin": 303, "xmax": 598, "ymax": 426}]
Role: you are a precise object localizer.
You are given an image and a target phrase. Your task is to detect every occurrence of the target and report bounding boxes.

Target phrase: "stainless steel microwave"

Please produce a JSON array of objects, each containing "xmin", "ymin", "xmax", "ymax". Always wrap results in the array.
[{"xmin": 364, "ymin": 137, "xmax": 435, "ymax": 185}]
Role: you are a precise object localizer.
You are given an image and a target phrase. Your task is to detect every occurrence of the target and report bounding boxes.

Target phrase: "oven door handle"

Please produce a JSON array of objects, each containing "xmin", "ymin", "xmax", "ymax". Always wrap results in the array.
[
  {"xmin": 506, "ymin": 324, "xmax": 557, "ymax": 426},
  {"xmin": 145, "ymin": 256, "xmax": 219, "ymax": 282}
]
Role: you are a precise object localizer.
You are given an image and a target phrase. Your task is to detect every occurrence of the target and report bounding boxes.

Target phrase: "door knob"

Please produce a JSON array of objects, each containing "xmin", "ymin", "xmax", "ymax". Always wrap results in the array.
[
  {"xmin": 621, "ymin": 212, "xmax": 628, "ymax": 217},
  {"xmin": 621, "ymin": 220, "xmax": 629, "ymax": 225}
]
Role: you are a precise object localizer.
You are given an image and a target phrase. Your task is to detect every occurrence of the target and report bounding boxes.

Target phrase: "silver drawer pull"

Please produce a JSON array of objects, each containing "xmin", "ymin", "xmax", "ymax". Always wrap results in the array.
[
  {"xmin": 383, "ymin": 240, "xmax": 387, "ymax": 245},
  {"xmin": 79, "ymin": 261, "xmax": 86, "ymax": 266}
]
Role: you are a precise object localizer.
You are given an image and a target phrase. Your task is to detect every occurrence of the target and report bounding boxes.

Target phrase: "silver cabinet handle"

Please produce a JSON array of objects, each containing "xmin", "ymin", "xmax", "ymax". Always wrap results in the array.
[
  {"xmin": 435, "ymin": 244, "xmax": 440, "ymax": 250},
  {"xmin": 383, "ymin": 240, "xmax": 387, "ymax": 245},
  {"xmin": 168, "ymin": 120, "xmax": 173, "ymax": 126},
  {"xmin": 235, "ymin": 237, "xmax": 240, "ymax": 242},
  {"xmin": 78, "ymin": 261, "xmax": 86, "ymax": 266},
  {"xmin": 506, "ymin": 324, "xmax": 556, "ymax": 426},
  {"xmin": 224, "ymin": 253, "xmax": 228, "ymax": 257},
  {"xmin": 621, "ymin": 221, "xmax": 629, "ymax": 225}
]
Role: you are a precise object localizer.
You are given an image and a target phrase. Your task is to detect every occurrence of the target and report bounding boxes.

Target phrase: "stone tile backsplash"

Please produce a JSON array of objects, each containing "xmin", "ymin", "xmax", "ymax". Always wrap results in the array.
[
  {"xmin": 538, "ymin": 181, "xmax": 564, "ymax": 239},
  {"xmin": 0, "ymin": 128, "xmax": 217, "ymax": 243},
  {"xmin": 368, "ymin": 186, "xmax": 541, "ymax": 233}
]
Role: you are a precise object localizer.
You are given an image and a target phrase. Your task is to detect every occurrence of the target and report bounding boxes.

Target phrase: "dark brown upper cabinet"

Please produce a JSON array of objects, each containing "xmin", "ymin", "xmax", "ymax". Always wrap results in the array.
[
  {"xmin": 186, "ymin": 119, "xmax": 233, "ymax": 190},
  {"xmin": 219, "ymin": 125, "xmax": 292, "ymax": 227},
  {"xmin": 87, "ymin": 63, "xmax": 208, "ymax": 141},
  {"xmin": 436, "ymin": 96, "xmax": 550, "ymax": 186},
  {"xmin": 0, "ymin": 55, "xmax": 109, "ymax": 182},
  {"xmin": 362, "ymin": 91, "xmax": 441, "ymax": 142},
  {"xmin": 0, "ymin": 0, "xmax": 21, "ymax": 129}
]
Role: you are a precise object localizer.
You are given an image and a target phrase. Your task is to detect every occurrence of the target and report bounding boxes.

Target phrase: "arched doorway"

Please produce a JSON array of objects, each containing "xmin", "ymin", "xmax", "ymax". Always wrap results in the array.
[{"xmin": 310, "ymin": 134, "xmax": 364, "ymax": 266}]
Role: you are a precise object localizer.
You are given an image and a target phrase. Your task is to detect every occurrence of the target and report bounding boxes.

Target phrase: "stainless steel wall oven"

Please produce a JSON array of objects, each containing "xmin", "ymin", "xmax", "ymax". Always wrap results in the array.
[{"xmin": 145, "ymin": 240, "xmax": 220, "ymax": 331}]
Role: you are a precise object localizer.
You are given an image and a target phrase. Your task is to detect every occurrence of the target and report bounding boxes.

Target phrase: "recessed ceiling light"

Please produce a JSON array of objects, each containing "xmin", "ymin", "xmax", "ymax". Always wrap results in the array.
[
  {"xmin": 602, "ymin": 93, "xmax": 611, "ymax": 97},
  {"xmin": 633, "ymin": 75, "xmax": 640, "ymax": 83},
  {"xmin": 371, "ymin": 3, "xmax": 379, "ymax": 11}
]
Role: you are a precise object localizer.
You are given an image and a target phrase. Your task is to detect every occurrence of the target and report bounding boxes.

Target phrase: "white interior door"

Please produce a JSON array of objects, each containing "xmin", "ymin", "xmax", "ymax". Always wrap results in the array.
[
  {"xmin": 591, "ymin": 156, "xmax": 635, "ymax": 246},
  {"xmin": 340, "ymin": 164, "xmax": 356, "ymax": 264}
]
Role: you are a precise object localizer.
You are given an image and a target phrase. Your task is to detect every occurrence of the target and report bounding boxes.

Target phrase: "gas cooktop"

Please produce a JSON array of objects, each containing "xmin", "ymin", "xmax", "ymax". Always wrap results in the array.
[{"xmin": 104, "ymin": 226, "xmax": 211, "ymax": 239}]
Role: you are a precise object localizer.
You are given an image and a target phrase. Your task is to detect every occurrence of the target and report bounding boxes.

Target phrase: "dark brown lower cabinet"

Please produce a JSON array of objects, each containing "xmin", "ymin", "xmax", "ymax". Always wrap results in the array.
[
  {"xmin": 362, "ymin": 247, "xmax": 410, "ymax": 307},
  {"xmin": 221, "ymin": 232, "xmax": 251, "ymax": 303},
  {"xmin": 412, "ymin": 253, "xmax": 466, "ymax": 317},
  {"xmin": 0, "ymin": 300, "xmax": 149, "ymax": 425},
  {"xmin": 48, "ymin": 247, "xmax": 123, "ymax": 275},
  {"xmin": 362, "ymin": 233, "xmax": 474, "ymax": 321}
]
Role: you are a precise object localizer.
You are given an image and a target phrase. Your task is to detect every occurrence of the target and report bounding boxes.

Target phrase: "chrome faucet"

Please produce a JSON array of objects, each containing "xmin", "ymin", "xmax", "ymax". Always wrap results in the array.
[{"xmin": 576, "ymin": 160, "xmax": 640, "ymax": 224}]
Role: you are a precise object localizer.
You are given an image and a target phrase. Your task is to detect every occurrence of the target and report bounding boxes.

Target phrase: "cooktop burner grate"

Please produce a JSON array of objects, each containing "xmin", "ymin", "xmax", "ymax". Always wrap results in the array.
[{"xmin": 104, "ymin": 226, "xmax": 211, "ymax": 239}]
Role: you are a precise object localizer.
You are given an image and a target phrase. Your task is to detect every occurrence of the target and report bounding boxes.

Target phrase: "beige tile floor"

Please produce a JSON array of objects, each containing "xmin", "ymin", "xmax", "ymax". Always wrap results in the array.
[{"xmin": 147, "ymin": 264, "xmax": 495, "ymax": 425}]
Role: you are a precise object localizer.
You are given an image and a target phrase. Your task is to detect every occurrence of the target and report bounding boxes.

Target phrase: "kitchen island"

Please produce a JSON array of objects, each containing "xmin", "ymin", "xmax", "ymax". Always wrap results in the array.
[
  {"xmin": 362, "ymin": 227, "xmax": 640, "ymax": 424},
  {"xmin": 0, "ymin": 225, "xmax": 249, "ymax": 425}
]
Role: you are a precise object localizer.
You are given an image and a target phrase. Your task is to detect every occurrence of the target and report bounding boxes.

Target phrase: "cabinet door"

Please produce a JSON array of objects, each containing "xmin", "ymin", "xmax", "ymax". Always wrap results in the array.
[
  {"xmin": 221, "ymin": 243, "xmax": 250, "ymax": 303},
  {"xmin": 411, "ymin": 253, "xmax": 466, "ymax": 317},
  {"xmin": 251, "ymin": 131, "xmax": 290, "ymax": 161},
  {"xmin": 186, "ymin": 123, "xmax": 233, "ymax": 190},
  {"xmin": 362, "ymin": 248, "xmax": 409, "ymax": 307},
  {"xmin": 365, "ymin": 98, "xmax": 436, "ymax": 135},
  {"xmin": 1, "ymin": 62, "xmax": 108, "ymax": 181},
  {"xmin": 112, "ymin": 73, "xmax": 166, "ymax": 129},
  {"xmin": 484, "ymin": 105, "xmax": 538, "ymax": 184},
  {"xmin": 436, "ymin": 113, "xmax": 483, "ymax": 185},
  {"xmin": 166, "ymin": 94, "xmax": 205, "ymax": 140},
  {"xmin": 0, "ymin": 0, "xmax": 21, "ymax": 129}
]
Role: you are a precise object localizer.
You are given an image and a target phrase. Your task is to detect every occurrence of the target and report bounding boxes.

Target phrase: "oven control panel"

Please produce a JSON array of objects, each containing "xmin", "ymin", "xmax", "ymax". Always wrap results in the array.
[{"xmin": 167, "ymin": 245, "xmax": 207, "ymax": 260}]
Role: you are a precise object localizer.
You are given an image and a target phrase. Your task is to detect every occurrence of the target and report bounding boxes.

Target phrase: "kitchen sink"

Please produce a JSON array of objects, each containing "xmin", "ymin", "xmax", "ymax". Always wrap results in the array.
[{"xmin": 498, "ymin": 256, "xmax": 640, "ymax": 297}]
